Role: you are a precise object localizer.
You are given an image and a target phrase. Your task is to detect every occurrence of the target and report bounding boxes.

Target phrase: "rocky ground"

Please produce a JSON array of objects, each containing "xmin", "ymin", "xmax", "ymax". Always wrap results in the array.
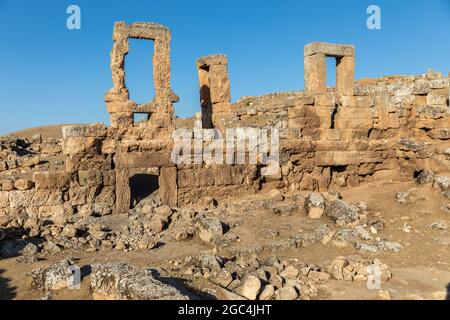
[{"xmin": 1, "ymin": 170, "xmax": 450, "ymax": 300}]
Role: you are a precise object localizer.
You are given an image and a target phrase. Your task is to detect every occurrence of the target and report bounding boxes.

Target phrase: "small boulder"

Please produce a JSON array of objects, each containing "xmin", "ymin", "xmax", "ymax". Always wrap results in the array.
[
  {"xmin": 236, "ymin": 275, "xmax": 261, "ymax": 300},
  {"xmin": 155, "ymin": 205, "xmax": 172, "ymax": 220},
  {"xmin": 268, "ymin": 189, "xmax": 284, "ymax": 201},
  {"xmin": 433, "ymin": 176, "xmax": 450, "ymax": 191},
  {"xmin": 212, "ymin": 269, "xmax": 233, "ymax": 288},
  {"xmin": 324, "ymin": 200, "xmax": 359, "ymax": 225},
  {"xmin": 280, "ymin": 265, "xmax": 299, "ymax": 280},
  {"xmin": 305, "ymin": 193, "xmax": 325, "ymax": 219},
  {"xmin": 275, "ymin": 285, "xmax": 298, "ymax": 300},
  {"xmin": 148, "ymin": 216, "xmax": 166, "ymax": 233},
  {"xmin": 14, "ymin": 179, "xmax": 34, "ymax": 191},
  {"xmin": 416, "ymin": 170, "xmax": 434, "ymax": 184},
  {"xmin": 196, "ymin": 217, "xmax": 224, "ymax": 244},
  {"xmin": 259, "ymin": 284, "xmax": 275, "ymax": 300}
]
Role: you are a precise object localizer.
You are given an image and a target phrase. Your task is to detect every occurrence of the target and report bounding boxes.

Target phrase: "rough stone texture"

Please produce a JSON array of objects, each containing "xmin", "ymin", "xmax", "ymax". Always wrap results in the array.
[
  {"xmin": 196, "ymin": 54, "xmax": 232, "ymax": 129},
  {"xmin": 304, "ymin": 42, "xmax": 355, "ymax": 95},
  {"xmin": 90, "ymin": 262, "xmax": 188, "ymax": 300},
  {"xmin": 433, "ymin": 176, "xmax": 450, "ymax": 191},
  {"xmin": 195, "ymin": 217, "xmax": 224, "ymax": 244},
  {"xmin": 236, "ymin": 275, "xmax": 261, "ymax": 300},
  {"xmin": 0, "ymin": 22, "xmax": 449, "ymax": 241},
  {"xmin": 28, "ymin": 259, "xmax": 76, "ymax": 291},
  {"xmin": 105, "ymin": 22, "xmax": 178, "ymax": 128},
  {"xmin": 325, "ymin": 200, "xmax": 359, "ymax": 224},
  {"xmin": 305, "ymin": 193, "xmax": 325, "ymax": 219}
]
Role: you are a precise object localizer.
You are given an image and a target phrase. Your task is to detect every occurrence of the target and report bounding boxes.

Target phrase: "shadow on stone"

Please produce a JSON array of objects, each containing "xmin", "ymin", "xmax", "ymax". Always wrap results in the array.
[
  {"xmin": 0, "ymin": 227, "xmax": 44, "ymax": 259},
  {"xmin": 148, "ymin": 268, "xmax": 216, "ymax": 300}
]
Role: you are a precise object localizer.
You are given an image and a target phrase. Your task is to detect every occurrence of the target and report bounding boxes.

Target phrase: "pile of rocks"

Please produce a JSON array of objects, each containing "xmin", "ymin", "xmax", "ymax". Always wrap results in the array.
[
  {"xmin": 165, "ymin": 253, "xmax": 392, "ymax": 300},
  {"xmin": 1, "ymin": 194, "xmax": 232, "ymax": 260}
]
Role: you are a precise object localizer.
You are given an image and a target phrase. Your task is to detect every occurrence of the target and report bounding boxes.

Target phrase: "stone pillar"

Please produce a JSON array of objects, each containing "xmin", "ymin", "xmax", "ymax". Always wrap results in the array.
[
  {"xmin": 304, "ymin": 53, "xmax": 326, "ymax": 95},
  {"xmin": 196, "ymin": 55, "xmax": 231, "ymax": 129},
  {"xmin": 115, "ymin": 168, "xmax": 130, "ymax": 214},
  {"xmin": 159, "ymin": 167, "xmax": 178, "ymax": 207},
  {"xmin": 336, "ymin": 56, "xmax": 355, "ymax": 96}
]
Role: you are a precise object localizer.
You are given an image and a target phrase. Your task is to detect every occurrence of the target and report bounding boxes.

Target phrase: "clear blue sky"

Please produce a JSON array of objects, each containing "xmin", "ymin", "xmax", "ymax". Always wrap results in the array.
[{"xmin": 0, "ymin": 0, "xmax": 449, "ymax": 134}]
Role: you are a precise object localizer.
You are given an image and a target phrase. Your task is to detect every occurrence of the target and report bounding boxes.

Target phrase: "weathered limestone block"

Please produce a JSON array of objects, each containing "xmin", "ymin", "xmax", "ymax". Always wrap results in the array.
[
  {"xmin": 69, "ymin": 187, "xmax": 88, "ymax": 206},
  {"xmin": 196, "ymin": 55, "xmax": 231, "ymax": 103},
  {"xmin": 34, "ymin": 171, "xmax": 71, "ymax": 190},
  {"xmin": 305, "ymin": 42, "xmax": 355, "ymax": 57},
  {"xmin": 114, "ymin": 152, "xmax": 172, "ymax": 168},
  {"xmin": 95, "ymin": 186, "xmax": 116, "ymax": 209},
  {"xmin": 62, "ymin": 124, "xmax": 107, "ymax": 138},
  {"xmin": 208, "ymin": 64, "xmax": 231, "ymax": 104},
  {"xmin": 213, "ymin": 165, "xmax": 234, "ymax": 186},
  {"xmin": 9, "ymin": 190, "xmax": 63, "ymax": 209},
  {"xmin": 177, "ymin": 169, "xmax": 196, "ymax": 188},
  {"xmin": 38, "ymin": 204, "xmax": 74, "ymax": 219},
  {"xmin": 6, "ymin": 160, "xmax": 17, "ymax": 170},
  {"xmin": 0, "ymin": 161, "xmax": 8, "ymax": 172},
  {"xmin": 1, "ymin": 180, "xmax": 15, "ymax": 191},
  {"xmin": 417, "ymin": 105, "xmax": 447, "ymax": 119},
  {"xmin": 316, "ymin": 141, "xmax": 349, "ymax": 152},
  {"xmin": 103, "ymin": 170, "xmax": 116, "ymax": 186},
  {"xmin": 14, "ymin": 179, "xmax": 34, "ymax": 191},
  {"xmin": 17, "ymin": 156, "xmax": 40, "ymax": 168},
  {"xmin": 305, "ymin": 192, "xmax": 325, "ymax": 219},
  {"xmin": 428, "ymin": 128, "xmax": 450, "ymax": 140},
  {"xmin": 304, "ymin": 53, "xmax": 326, "ymax": 94},
  {"xmin": 159, "ymin": 167, "xmax": 177, "ymax": 207},
  {"xmin": 315, "ymin": 151, "xmax": 360, "ymax": 166},
  {"xmin": 340, "ymin": 96, "xmax": 373, "ymax": 108},
  {"xmin": 430, "ymin": 79, "xmax": 449, "ymax": 89},
  {"xmin": 109, "ymin": 112, "xmax": 133, "ymax": 128},
  {"xmin": 105, "ymin": 100, "xmax": 137, "ymax": 113},
  {"xmin": 62, "ymin": 137, "xmax": 101, "ymax": 155},
  {"xmin": 334, "ymin": 107, "xmax": 373, "ymax": 129},
  {"xmin": 115, "ymin": 168, "xmax": 130, "ymax": 214},
  {"xmin": 28, "ymin": 259, "xmax": 77, "ymax": 291},
  {"xmin": 336, "ymin": 55, "xmax": 355, "ymax": 96},
  {"xmin": 0, "ymin": 191, "xmax": 9, "ymax": 208},
  {"xmin": 78, "ymin": 170, "xmax": 103, "ymax": 187},
  {"xmin": 427, "ymin": 93, "xmax": 447, "ymax": 105},
  {"xmin": 101, "ymin": 139, "xmax": 117, "ymax": 154},
  {"xmin": 288, "ymin": 116, "xmax": 321, "ymax": 129},
  {"xmin": 412, "ymin": 80, "xmax": 431, "ymax": 95}
]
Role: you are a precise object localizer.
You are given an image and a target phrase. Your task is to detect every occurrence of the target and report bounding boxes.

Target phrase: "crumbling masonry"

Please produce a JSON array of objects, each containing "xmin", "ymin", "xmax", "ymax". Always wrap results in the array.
[{"xmin": 0, "ymin": 22, "xmax": 449, "ymax": 222}]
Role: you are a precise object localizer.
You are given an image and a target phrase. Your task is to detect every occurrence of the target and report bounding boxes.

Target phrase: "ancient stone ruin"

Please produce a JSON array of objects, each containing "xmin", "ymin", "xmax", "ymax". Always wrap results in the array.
[
  {"xmin": 1, "ymin": 21, "xmax": 450, "ymax": 300},
  {"xmin": 0, "ymin": 21, "xmax": 449, "ymax": 221}
]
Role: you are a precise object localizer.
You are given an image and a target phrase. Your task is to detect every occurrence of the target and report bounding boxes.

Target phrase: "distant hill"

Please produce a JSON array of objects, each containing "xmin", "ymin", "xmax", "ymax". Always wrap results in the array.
[{"xmin": 2, "ymin": 124, "xmax": 77, "ymax": 140}]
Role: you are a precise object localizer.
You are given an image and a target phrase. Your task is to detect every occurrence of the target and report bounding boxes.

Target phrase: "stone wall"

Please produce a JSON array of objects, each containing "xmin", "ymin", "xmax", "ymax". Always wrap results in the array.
[{"xmin": 1, "ymin": 26, "xmax": 449, "ymax": 225}]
